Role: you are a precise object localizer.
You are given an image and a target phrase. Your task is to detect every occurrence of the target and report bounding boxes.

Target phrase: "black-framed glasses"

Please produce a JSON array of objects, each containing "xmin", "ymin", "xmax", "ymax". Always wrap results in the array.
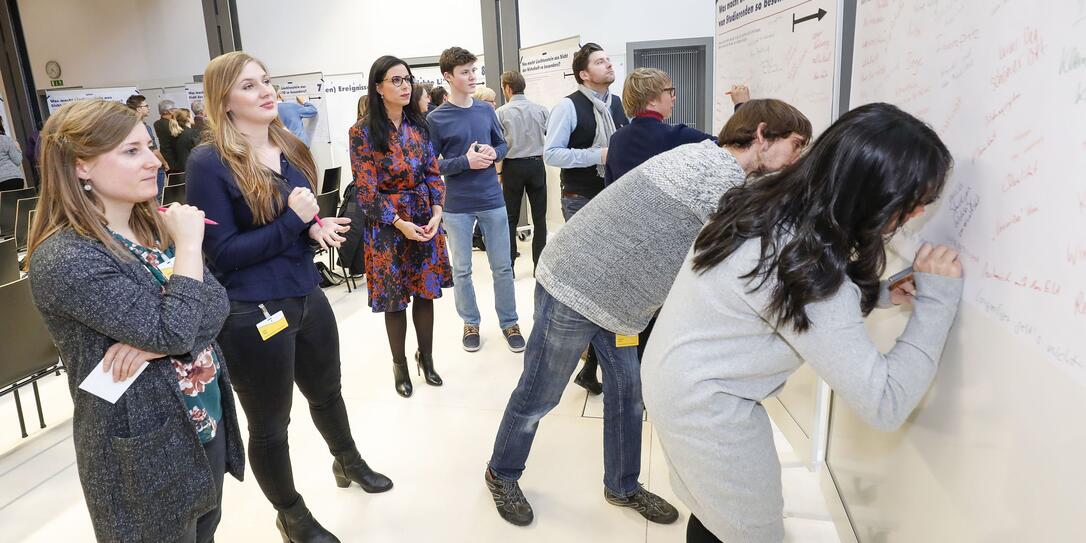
[
  {"xmin": 663, "ymin": 87, "xmax": 677, "ymax": 97},
  {"xmin": 382, "ymin": 75, "xmax": 415, "ymax": 87}
]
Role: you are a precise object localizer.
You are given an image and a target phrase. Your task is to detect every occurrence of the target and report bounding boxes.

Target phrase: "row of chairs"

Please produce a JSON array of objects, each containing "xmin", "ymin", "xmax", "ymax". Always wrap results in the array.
[
  {"xmin": 0, "ymin": 277, "xmax": 63, "ymax": 438},
  {"xmin": 1, "ymin": 186, "xmax": 38, "ymax": 252}
]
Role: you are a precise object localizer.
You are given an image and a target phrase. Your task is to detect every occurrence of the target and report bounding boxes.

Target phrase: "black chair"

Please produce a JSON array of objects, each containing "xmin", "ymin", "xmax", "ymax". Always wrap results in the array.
[
  {"xmin": 166, "ymin": 172, "xmax": 186, "ymax": 186},
  {"xmin": 0, "ymin": 237, "xmax": 19, "ymax": 285},
  {"xmin": 1, "ymin": 187, "xmax": 36, "ymax": 238},
  {"xmin": 162, "ymin": 183, "xmax": 187, "ymax": 206},
  {"xmin": 0, "ymin": 278, "xmax": 63, "ymax": 438},
  {"xmin": 322, "ymin": 167, "xmax": 342, "ymax": 195},
  {"xmin": 15, "ymin": 197, "xmax": 38, "ymax": 251},
  {"xmin": 314, "ymin": 190, "xmax": 347, "ymax": 285}
]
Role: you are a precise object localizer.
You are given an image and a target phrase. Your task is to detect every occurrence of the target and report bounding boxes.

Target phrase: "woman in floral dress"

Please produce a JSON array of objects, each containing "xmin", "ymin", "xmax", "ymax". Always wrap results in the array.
[{"xmin": 350, "ymin": 55, "xmax": 453, "ymax": 399}]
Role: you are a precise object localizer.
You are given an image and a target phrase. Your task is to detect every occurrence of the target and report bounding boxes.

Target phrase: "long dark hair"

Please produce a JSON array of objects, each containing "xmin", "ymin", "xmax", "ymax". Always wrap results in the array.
[
  {"xmin": 364, "ymin": 55, "xmax": 428, "ymax": 153},
  {"xmin": 692, "ymin": 102, "xmax": 952, "ymax": 332}
]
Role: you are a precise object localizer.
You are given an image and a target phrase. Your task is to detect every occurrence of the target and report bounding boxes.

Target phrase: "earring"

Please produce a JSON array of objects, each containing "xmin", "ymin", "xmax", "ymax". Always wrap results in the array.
[{"xmin": 82, "ymin": 180, "xmax": 92, "ymax": 191}]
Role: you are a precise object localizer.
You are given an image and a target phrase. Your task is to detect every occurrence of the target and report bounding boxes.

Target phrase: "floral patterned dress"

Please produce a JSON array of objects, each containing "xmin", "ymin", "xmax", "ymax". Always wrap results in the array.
[
  {"xmin": 349, "ymin": 118, "xmax": 453, "ymax": 313},
  {"xmin": 111, "ymin": 232, "xmax": 223, "ymax": 443}
]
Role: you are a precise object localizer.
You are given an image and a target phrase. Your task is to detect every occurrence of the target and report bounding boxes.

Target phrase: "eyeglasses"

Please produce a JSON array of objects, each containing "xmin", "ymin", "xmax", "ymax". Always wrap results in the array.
[
  {"xmin": 663, "ymin": 87, "xmax": 677, "ymax": 97},
  {"xmin": 382, "ymin": 75, "xmax": 415, "ymax": 87}
]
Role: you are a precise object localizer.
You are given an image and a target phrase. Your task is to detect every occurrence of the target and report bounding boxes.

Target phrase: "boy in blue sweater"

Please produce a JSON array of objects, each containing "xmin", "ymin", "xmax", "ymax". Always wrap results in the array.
[{"xmin": 428, "ymin": 47, "xmax": 524, "ymax": 353}]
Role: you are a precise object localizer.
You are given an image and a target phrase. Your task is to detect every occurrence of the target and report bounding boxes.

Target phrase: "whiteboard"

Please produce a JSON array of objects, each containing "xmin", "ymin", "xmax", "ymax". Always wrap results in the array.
[
  {"xmin": 827, "ymin": 1, "xmax": 1086, "ymax": 541},
  {"xmin": 322, "ymin": 72, "xmax": 368, "ymax": 191},
  {"xmin": 271, "ymin": 73, "xmax": 334, "ymax": 183},
  {"xmin": 45, "ymin": 86, "xmax": 139, "ymax": 113},
  {"xmin": 713, "ymin": 0, "xmax": 838, "ymax": 135}
]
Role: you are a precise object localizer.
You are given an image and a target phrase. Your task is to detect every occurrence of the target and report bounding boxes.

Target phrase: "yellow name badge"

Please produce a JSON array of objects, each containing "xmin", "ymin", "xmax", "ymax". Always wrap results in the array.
[
  {"xmin": 256, "ymin": 304, "xmax": 289, "ymax": 341},
  {"xmin": 615, "ymin": 334, "xmax": 639, "ymax": 348},
  {"xmin": 158, "ymin": 257, "xmax": 175, "ymax": 280}
]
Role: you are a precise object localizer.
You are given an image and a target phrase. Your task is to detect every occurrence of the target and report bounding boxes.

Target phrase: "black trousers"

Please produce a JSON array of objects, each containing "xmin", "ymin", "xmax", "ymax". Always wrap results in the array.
[
  {"xmin": 502, "ymin": 157, "xmax": 548, "ymax": 269},
  {"xmin": 176, "ymin": 429, "xmax": 226, "ymax": 543},
  {"xmin": 687, "ymin": 515, "xmax": 723, "ymax": 543},
  {"xmin": 217, "ymin": 287, "xmax": 357, "ymax": 510}
]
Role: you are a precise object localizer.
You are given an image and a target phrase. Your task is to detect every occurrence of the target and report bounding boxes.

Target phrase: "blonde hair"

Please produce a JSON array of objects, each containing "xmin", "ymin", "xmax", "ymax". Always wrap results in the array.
[
  {"xmin": 356, "ymin": 94, "xmax": 367, "ymax": 121},
  {"xmin": 203, "ymin": 51, "xmax": 317, "ymax": 224},
  {"xmin": 473, "ymin": 86, "xmax": 497, "ymax": 104},
  {"xmin": 26, "ymin": 99, "xmax": 171, "ymax": 261},
  {"xmin": 622, "ymin": 68, "xmax": 671, "ymax": 117},
  {"xmin": 169, "ymin": 108, "xmax": 193, "ymax": 137}
]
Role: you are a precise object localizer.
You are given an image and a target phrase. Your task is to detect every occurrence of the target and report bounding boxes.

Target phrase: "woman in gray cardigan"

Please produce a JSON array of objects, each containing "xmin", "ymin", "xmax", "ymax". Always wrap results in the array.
[
  {"xmin": 642, "ymin": 103, "xmax": 964, "ymax": 543},
  {"xmin": 25, "ymin": 99, "xmax": 243, "ymax": 542}
]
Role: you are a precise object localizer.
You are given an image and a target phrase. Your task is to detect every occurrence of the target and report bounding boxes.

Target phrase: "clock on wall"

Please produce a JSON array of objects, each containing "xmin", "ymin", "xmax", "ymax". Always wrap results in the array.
[{"xmin": 45, "ymin": 60, "xmax": 62, "ymax": 79}]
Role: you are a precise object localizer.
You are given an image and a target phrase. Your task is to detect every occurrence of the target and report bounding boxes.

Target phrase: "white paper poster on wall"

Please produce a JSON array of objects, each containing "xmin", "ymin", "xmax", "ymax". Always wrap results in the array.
[
  {"xmin": 322, "ymin": 73, "xmax": 368, "ymax": 190},
  {"xmin": 271, "ymin": 72, "xmax": 333, "ymax": 182},
  {"xmin": 185, "ymin": 84, "xmax": 204, "ymax": 104},
  {"xmin": 45, "ymin": 87, "xmax": 139, "ymax": 113},
  {"xmin": 712, "ymin": 0, "xmax": 838, "ymax": 135},
  {"xmin": 519, "ymin": 36, "xmax": 581, "ymax": 110}
]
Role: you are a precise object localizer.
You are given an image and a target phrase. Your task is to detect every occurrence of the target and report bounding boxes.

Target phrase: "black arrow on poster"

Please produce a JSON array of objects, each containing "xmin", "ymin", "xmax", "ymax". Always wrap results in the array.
[{"xmin": 792, "ymin": 8, "xmax": 828, "ymax": 32}]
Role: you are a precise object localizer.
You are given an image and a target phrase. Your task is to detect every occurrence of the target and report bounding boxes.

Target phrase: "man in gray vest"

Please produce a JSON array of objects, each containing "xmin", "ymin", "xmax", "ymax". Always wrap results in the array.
[{"xmin": 541, "ymin": 42, "xmax": 629, "ymax": 396}]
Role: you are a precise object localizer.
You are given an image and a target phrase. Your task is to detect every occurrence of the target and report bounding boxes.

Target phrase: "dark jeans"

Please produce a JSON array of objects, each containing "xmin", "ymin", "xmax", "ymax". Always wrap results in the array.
[
  {"xmin": 687, "ymin": 515, "xmax": 723, "ymax": 543},
  {"xmin": 502, "ymin": 157, "xmax": 547, "ymax": 269},
  {"xmin": 176, "ymin": 429, "xmax": 227, "ymax": 543},
  {"xmin": 560, "ymin": 193, "xmax": 592, "ymax": 222},
  {"xmin": 217, "ymin": 287, "xmax": 357, "ymax": 510},
  {"xmin": 489, "ymin": 284, "xmax": 644, "ymax": 496}
]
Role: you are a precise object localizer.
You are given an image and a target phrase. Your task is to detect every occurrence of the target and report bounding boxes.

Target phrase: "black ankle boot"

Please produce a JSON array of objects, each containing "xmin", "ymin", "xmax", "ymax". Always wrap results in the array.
[
  {"xmin": 393, "ymin": 357, "xmax": 412, "ymax": 398},
  {"xmin": 415, "ymin": 351, "xmax": 443, "ymax": 386},
  {"xmin": 333, "ymin": 451, "xmax": 393, "ymax": 493},
  {"xmin": 275, "ymin": 496, "xmax": 339, "ymax": 543},
  {"xmin": 574, "ymin": 366, "xmax": 603, "ymax": 395}
]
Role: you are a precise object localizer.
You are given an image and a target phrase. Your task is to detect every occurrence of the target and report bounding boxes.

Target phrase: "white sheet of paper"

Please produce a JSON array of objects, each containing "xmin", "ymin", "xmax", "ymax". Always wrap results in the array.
[{"xmin": 78, "ymin": 358, "xmax": 150, "ymax": 404}]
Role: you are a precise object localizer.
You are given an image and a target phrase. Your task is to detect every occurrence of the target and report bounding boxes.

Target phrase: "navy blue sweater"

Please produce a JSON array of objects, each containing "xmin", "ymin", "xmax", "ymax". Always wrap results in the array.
[
  {"xmin": 427, "ymin": 100, "xmax": 509, "ymax": 213},
  {"xmin": 603, "ymin": 115, "xmax": 714, "ymax": 186},
  {"xmin": 185, "ymin": 144, "xmax": 319, "ymax": 302}
]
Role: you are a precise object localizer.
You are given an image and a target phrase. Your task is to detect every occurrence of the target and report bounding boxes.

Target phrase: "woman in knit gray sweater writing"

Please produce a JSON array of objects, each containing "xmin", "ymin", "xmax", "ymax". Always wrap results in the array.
[
  {"xmin": 642, "ymin": 103, "xmax": 963, "ymax": 543},
  {"xmin": 25, "ymin": 99, "xmax": 244, "ymax": 543}
]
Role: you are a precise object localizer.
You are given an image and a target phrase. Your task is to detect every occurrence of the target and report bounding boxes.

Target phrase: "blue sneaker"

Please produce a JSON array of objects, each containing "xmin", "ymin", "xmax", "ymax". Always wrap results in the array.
[
  {"xmin": 502, "ymin": 324, "xmax": 526, "ymax": 353},
  {"xmin": 463, "ymin": 324, "xmax": 481, "ymax": 352}
]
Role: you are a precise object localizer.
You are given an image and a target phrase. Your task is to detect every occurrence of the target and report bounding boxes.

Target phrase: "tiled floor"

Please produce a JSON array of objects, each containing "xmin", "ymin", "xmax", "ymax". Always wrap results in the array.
[{"xmin": 0, "ymin": 244, "xmax": 842, "ymax": 542}]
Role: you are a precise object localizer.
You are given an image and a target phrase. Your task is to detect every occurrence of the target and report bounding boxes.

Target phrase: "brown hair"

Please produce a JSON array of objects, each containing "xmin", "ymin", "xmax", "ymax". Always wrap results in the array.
[
  {"xmin": 622, "ymin": 68, "xmax": 671, "ymax": 117},
  {"xmin": 718, "ymin": 98, "xmax": 812, "ymax": 149},
  {"xmin": 203, "ymin": 51, "xmax": 317, "ymax": 224},
  {"xmin": 439, "ymin": 46, "xmax": 478, "ymax": 77},
  {"xmin": 572, "ymin": 42, "xmax": 604, "ymax": 85},
  {"xmin": 356, "ymin": 94, "xmax": 368, "ymax": 121},
  {"xmin": 500, "ymin": 71, "xmax": 526, "ymax": 94},
  {"xmin": 26, "ymin": 99, "xmax": 171, "ymax": 261}
]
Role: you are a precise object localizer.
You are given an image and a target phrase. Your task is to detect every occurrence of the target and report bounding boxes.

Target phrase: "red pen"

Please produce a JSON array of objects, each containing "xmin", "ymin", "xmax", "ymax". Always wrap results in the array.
[
  {"xmin": 157, "ymin": 206, "xmax": 219, "ymax": 226},
  {"xmin": 314, "ymin": 215, "xmax": 324, "ymax": 227}
]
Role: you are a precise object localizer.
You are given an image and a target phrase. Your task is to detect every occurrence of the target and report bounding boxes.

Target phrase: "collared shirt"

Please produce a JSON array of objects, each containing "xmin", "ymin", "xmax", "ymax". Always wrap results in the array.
[
  {"xmin": 496, "ymin": 94, "xmax": 548, "ymax": 159},
  {"xmin": 543, "ymin": 88, "xmax": 615, "ymax": 169},
  {"xmin": 277, "ymin": 101, "xmax": 319, "ymax": 145}
]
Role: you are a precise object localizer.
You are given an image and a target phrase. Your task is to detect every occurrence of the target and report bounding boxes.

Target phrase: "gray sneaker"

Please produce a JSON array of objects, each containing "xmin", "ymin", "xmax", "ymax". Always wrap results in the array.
[
  {"xmin": 604, "ymin": 486, "xmax": 680, "ymax": 524},
  {"xmin": 485, "ymin": 468, "xmax": 534, "ymax": 526},
  {"xmin": 502, "ymin": 324, "xmax": 526, "ymax": 353},
  {"xmin": 462, "ymin": 324, "xmax": 481, "ymax": 352}
]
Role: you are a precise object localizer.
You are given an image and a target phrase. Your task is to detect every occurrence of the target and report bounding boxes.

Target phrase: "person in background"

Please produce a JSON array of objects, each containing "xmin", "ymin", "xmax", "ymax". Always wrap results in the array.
[
  {"xmin": 642, "ymin": 103, "xmax": 959, "ymax": 543},
  {"xmin": 126, "ymin": 94, "xmax": 169, "ymax": 199},
  {"xmin": 542, "ymin": 41, "xmax": 629, "ymax": 396},
  {"xmin": 23, "ymin": 123, "xmax": 41, "ymax": 185},
  {"xmin": 472, "ymin": 86, "xmax": 498, "ymax": 109},
  {"xmin": 356, "ymin": 94, "xmax": 368, "ymax": 121},
  {"xmin": 413, "ymin": 84, "xmax": 431, "ymax": 118},
  {"xmin": 349, "ymin": 55, "xmax": 453, "ymax": 399},
  {"xmin": 428, "ymin": 86, "xmax": 448, "ymax": 113},
  {"xmin": 274, "ymin": 85, "xmax": 319, "ymax": 146},
  {"xmin": 26, "ymin": 99, "xmax": 244, "ymax": 543},
  {"xmin": 153, "ymin": 99, "xmax": 179, "ymax": 172},
  {"xmin": 171, "ymin": 108, "xmax": 201, "ymax": 173},
  {"xmin": 187, "ymin": 51, "xmax": 392, "ymax": 543},
  {"xmin": 0, "ymin": 116, "xmax": 25, "ymax": 191},
  {"xmin": 427, "ymin": 46, "xmax": 524, "ymax": 354},
  {"xmin": 192, "ymin": 99, "xmax": 210, "ymax": 137},
  {"xmin": 484, "ymin": 99, "xmax": 811, "ymax": 529},
  {"xmin": 495, "ymin": 70, "xmax": 548, "ymax": 272}
]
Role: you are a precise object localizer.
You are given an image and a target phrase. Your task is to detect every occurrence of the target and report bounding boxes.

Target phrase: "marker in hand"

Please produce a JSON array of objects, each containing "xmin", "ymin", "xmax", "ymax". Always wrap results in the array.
[{"xmin": 158, "ymin": 206, "xmax": 219, "ymax": 226}]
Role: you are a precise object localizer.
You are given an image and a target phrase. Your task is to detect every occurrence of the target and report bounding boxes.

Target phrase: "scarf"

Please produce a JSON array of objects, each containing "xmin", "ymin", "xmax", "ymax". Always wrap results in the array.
[{"xmin": 577, "ymin": 84, "xmax": 617, "ymax": 177}]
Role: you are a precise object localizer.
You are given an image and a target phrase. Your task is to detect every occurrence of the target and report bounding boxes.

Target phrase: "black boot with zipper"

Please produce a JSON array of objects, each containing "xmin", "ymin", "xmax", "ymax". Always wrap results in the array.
[
  {"xmin": 332, "ymin": 450, "xmax": 393, "ymax": 493},
  {"xmin": 393, "ymin": 356, "xmax": 412, "ymax": 398},
  {"xmin": 275, "ymin": 496, "xmax": 339, "ymax": 543},
  {"xmin": 415, "ymin": 351, "xmax": 443, "ymax": 386}
]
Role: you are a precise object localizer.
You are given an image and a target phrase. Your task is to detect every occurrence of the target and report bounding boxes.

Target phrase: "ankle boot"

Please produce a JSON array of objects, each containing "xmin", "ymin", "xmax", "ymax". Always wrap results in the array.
[
  {"xmin": 275, "ymin": 496, "xmax": 339, "ymax": 543},
  {"xmin": 392, "ymin": 357, "xmax": 412, "ymax": 398},
  {"xmin": 333, "ymin": 450, "xmax": 394, "ymax": 493},
  {"xmin": 415, "ymin": 351, "xmax": 443, "ymax": 386}
]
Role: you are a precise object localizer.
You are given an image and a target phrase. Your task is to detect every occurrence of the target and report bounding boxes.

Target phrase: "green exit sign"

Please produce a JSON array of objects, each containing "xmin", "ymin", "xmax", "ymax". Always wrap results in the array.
[{"xmin": 50, "ymin": 79, "xmax": 63, "ymax": 87}]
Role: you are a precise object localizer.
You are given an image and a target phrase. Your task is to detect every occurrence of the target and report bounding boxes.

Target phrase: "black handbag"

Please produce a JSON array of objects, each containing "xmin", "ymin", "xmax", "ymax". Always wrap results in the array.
[{"xmin": 336, "ymin": 184, "xmax": 367, "ymax": 276}]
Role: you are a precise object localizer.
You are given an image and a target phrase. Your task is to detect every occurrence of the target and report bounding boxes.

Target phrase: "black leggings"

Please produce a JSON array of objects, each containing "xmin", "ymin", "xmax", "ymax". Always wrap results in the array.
[
  {"xmin": 217, "ymin": 287, "xmax": 357, "ymax": 510},
  {"xmin": 687, "ymin": 515, "xmax": 723, "ymax": 543},
  {"xmin": 383, "ymin": 297, "xmax": 434, "ymax": 361}
]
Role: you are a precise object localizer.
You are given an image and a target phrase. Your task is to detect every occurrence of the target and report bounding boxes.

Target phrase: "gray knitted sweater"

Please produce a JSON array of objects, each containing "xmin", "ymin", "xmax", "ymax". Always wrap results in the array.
[
  {"xmin": 0, "ymin": 134, "xmax": 24, "ymax": 181},
  {"xmin": 28, "ymin": 229, "xmax": 245, "ymax": 542},
  {"xmin": 536, "ymin": 139, "xmax": 747, "ymax": 335}
]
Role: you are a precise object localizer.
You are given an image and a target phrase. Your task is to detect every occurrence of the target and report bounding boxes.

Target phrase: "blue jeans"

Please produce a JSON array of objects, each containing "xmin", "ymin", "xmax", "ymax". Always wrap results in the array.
[
  {"xmin": 488, "ymin": 284, "xmax": 643, "ymax": 496},
  {"xmin": 560, "ymin": 194, "xmax": 592, "ymax": 221},
  {"xmin": 443, "ymin": 207, "xmax": 518, "ymax": 329}
]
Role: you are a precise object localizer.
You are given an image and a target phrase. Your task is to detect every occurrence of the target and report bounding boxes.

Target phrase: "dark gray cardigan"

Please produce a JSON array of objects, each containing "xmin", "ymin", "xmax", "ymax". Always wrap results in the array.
[{"xmin": 28, "ymin": 228, "xmax": 245, "ymax": 542}]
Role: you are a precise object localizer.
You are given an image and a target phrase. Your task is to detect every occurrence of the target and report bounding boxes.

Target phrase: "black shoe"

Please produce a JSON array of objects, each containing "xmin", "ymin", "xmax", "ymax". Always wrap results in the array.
[
  {"xmin": 333, "ymin": 451, "xmax": 393, "ymax": 493},
  {"xmin": 502, "ymin": 324, "xmax": 526, "ymax": 353},
  {"xmin": 485, "ymin": 468, "xmax": 534, "ymax": 526},
  {"xmin": 574, "ymin": 366, "xmax": 603, "ymax": 395},
  {"xmin": 415, "ymin": 351, "xmax": 443, "ymax": 386},
  {"xmin": 275, "ymin": 496, "xmax": 340, "ymax": 543},
  {"xmin": 392, "ymin": 357, "xmax": 412, "ymax": 398},
  {"xmin": 604, "ymin": 486, "xmax": 679, "ymax": 524},
  {"xmin": 462, "ymin": 324, "xmax": 481, "ymax": 352}
]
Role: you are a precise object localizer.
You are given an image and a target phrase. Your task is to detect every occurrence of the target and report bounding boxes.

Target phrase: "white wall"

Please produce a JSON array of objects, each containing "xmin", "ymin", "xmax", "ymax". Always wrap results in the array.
[
  {"xmin": 236, "ymin": 0, "xmax": 484, "ymax": 77},
  {"xmin": 19, "ymin": 0, "xmax": 208, "ymax": 90}
]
